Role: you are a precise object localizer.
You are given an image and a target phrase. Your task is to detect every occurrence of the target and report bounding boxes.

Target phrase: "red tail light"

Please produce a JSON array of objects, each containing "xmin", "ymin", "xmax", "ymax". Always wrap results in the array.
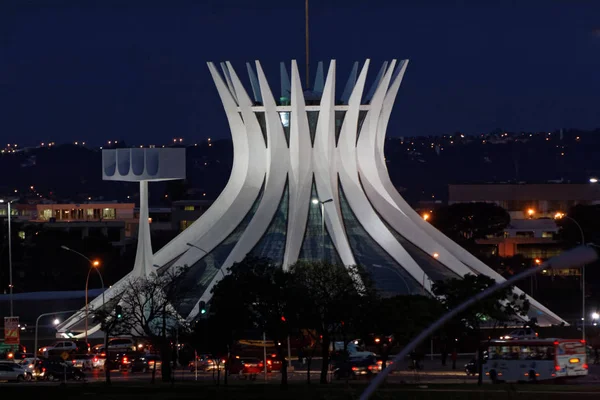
[
  {"xmin": 555, "ymin": 365, "xmax": 561, "ymax": 371},
  {"xmin": 580, "ymin": 340, "xmax": 586, "ymax": 344},
  {"xmin": 351, "ymin": 366, "xmax": 358, "ymax": 371},
  {"xmin": 93, "ymin": 357, "xmax": 98, "ymax": 362},
  {"xmin": 42, "ymin": 368, "xmax": 46, "ymax": 372},
  {"xmin": 368, "ymin": 365, "xmax": 375, "ymax": 370},
  {"xmin": 583, "ymin": 364, "xmax": 589, "ymax": 370}
]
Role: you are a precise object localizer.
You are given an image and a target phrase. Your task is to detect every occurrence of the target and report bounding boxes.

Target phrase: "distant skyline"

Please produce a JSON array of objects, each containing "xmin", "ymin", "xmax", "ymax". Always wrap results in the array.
[{"xmin": 2, "ymin": 0, "xmax": 600, "ymax": 147}]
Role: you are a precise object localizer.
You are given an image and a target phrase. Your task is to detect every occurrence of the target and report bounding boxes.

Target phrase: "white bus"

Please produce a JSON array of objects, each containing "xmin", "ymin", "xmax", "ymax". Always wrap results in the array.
[{"xmin": 482, "ymin": 338, "xmax": 588, "ymax": 383}]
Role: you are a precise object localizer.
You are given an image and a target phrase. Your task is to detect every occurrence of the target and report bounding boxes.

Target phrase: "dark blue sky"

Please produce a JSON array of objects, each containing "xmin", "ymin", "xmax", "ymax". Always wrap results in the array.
[{"xmin": 1, "ymin": 0, "xmax": 600, "ymax": 147}]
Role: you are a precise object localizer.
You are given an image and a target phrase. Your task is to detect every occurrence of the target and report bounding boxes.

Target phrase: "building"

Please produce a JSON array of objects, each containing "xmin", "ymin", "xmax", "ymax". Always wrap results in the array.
[
  {"xmin": 171, "ymin": 200, "xmax": 213, "ymax": 231},
  {"xmin": 58, "ymin": 59, "xmax": 567, "ymax": 339},
  {"xmin": 448, "ymin": 183, "xmax": 600, "ymax": 264}
]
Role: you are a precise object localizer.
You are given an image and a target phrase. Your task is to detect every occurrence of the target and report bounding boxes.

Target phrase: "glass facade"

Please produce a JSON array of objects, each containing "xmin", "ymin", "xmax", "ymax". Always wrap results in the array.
[
  {"xmin": 176, "ymin": 179, "xmax": 266, "ymax": 317},
  {"xmin": 380, "ymin": 219, "xmax": 459, "ymax": 283},
  {"xmin": 307, "ymin": 111, "xmax": 319, "ymax": 146},
  {"xmin": 297, "ymin": 181, "xmax": 342, "ymax": 265},
  {"xmin": 250, "ymin": 180, "xmax": 289, "ymax": 265},
  {"xmin": 338, "ymin": 184, "xmax": 421, "ymax": 296}
]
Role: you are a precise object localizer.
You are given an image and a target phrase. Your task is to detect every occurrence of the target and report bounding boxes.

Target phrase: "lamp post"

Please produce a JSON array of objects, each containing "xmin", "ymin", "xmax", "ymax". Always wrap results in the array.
[
  {"xmin": 554, "ymin": 212, "xmax": 586, "ymax": 340},
  {"xmin": 0, "ymin": 198, "xmax": 17, "ymax": 316},
  {"xmin": 34, "ymin": 309, "xmax": 79, "ymax": 376},
  {"xmin": 186, "ymin": 242, "xmax": 224, "ymax": 277},
  {"xmin": 311, "ymin": 198, "xmax": 333, "ymax": 258},
  {"xmin": 60, "ymin": 245, "xmax": 104, "ymax": 345},
  {"xmin": 360, "ymin": 245, "xmax": 599, "ymax": 400}
]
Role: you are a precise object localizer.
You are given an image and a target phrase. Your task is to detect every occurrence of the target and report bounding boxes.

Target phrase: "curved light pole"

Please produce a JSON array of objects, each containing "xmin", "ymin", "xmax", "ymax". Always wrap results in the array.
[
  {"xmin": 555, "ymin": 212, "xmax": 586, "ymax": 340},
  {"xmin": 34, "ymin": 309, "xmax": 80, "ymax": 377},
  {"xmin": 186, "ymin": 242, "xmax": 224, "ymax": 277},
  {"xmin": 360, "ymin": 245, "xmax": 599, "ymax": 400},
  {"xmin": 1, "ymin": 198, "xmax": 17, "ymax": 316},
  {"xmin": 60, "ymin": 245, "xmax": 104, "ymax": 345},
  {"xmin": 311, "ymin": 198, "xmax": 333, "ymax": 258}
]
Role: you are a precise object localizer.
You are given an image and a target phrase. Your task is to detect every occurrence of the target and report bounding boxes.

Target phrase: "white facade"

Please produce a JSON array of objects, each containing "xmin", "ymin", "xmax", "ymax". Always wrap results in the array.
[{"xmin": 58, "ymin": 60, "xmax": 565, "ymax": 336}]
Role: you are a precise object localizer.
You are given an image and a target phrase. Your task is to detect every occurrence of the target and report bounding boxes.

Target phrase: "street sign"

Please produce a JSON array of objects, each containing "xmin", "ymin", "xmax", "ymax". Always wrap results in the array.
[{"xmin": 3, "ymin": 316, "xmax": 19, "ymax": 345}]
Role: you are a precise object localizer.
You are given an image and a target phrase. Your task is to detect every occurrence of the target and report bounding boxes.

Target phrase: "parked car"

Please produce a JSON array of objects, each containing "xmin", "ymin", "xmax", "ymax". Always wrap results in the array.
[
  {"xmin": 228, "ymin": 357, "xmax": 269, "ymax": 380},
  {"xmin": 34, "ymin": 360, "xmax": 85, "ymax": 381},
  {"xmin": 0, "ymin": 363, "xmax": 28, "ymax": 382},
  {"xmin": 333, "ymin": 356, "xmax": 379, "ymax": 380},
  {"xmin": 375, "ymin": 357, "xmax": 394, "ymax": 372},
  {"xmin": 188, "ymin": 354, "xmax": 226, "ymax": 372},
  {"xmin": 18, "ymin": 358, "xmax": 38, "ymax": 377},
  {"xmin": 121, "ymin": 354, "xmax": 162, "ymax": 373}
]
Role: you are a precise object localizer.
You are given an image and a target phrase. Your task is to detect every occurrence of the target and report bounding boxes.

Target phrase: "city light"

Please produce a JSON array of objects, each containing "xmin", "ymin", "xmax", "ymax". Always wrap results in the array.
[
  {"xmin": 527, "ymin": 209, "xmax": 535, "ymax": 217},
  {"xmin": 534, "ymin": 258, "xmax": 542, "ymax": 265},
  {"xmin": 554, "ymin": 212, "xmax": 565, "ymax": 220},
  {"xmin": 422, "ymin": 213, "xmax": 430, "ymax": 221},
  {"xmin": 433, "ymin": 252, "xmax": 439, "ymax": 258},
  {"xmin": 311, "ymin": 198, "xmax": 319, "ymax": 205},
  {"xmin": 590, "ymin": 178, "xmax": 598, "ymax": 183},
  {"xmin": 592, "ymin": 312, "xmax": 599, "ymax": 320},
  {"xmin": 92, "ymin": 260, "xmax": 100, "ymax": 267},
  {"xmin": 53, "ymin": 318, "xmax": 60, "ymax": 326}
]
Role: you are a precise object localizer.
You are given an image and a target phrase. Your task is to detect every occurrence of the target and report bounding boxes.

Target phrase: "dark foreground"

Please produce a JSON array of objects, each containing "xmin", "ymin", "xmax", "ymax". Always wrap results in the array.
[{"xmin": 4, "ymin": 382, "xmax": 600, "ymax": 400}]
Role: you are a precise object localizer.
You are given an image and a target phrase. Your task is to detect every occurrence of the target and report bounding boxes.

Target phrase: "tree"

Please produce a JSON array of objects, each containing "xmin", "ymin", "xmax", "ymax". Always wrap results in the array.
[
  {"xmin": 370, "ymin": 295, "xmax": 445, "ymax": 369},
  {"xmin": 115, "ymin": 267, "xmax": 190, "ymax": 383},
  {"xmin": 432, "ymin": 274, "xmax": 530, "ymax": 384},
  {"xmin": 430, "ymin": 202, "xmax": 510, "ymax": 245},
  {"xmin": 288, "ymin": 261, "xmax": 377, "ymax": 384},
  {"xmin": 210, "ymin": 256, "xmax": 292, "ymax": 387},
  {"xmin": 92, "ymin": 302, "xmax": 129, "ymax": 385}
]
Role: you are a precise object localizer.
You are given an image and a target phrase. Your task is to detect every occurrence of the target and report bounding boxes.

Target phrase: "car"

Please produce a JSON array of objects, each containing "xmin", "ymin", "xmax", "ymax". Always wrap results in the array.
[
  {"xmin": 91, "ymin": 344, "xmax": 105, "ymax": 354},
  {"xmin": 39, "ymin": 340, "xmax": 89, "ymax": 356},
  {"xmin": 34, "ymin": 360, "xmax": 85, "ymax": 381},
  {"xmin": 71, "ymin": 354, "xmax": 94, "ymax": 370},
  {"xmin": 18, "ymin": 358, "xmax": 38, "ymax": 375},
  {"xmin": 333, "ymin": 356, "xmax": 379, "ymax": 380},
  {"xmin": 500, "ymin": 328, "xmax": 538, "ymax": 340},
  {"xmin": 464, "ymin": 358, "xmax": 478, "ymax": 376},
  {"xmin": 375, "ymin": 357, "xmax": 394, "ymax": 371},
  {"xmin": 121, "ymin": 354, "xmax": 162, "ymax": 373},
  {"xmin": 107, "ymin": 338, "xmax": 137, "ymax": 352},
  {"xmin": 188, "ymin": 354, "xmax": 226, "ymax": 372},
  {"xmin": 266, "ymin": 353, "xmax": 282, "ymax": 372},
  {"xmin": 0, "ymin": 363, "xmax": 27, "ymax": 382},
  {"xmin": 228, "ymin": 357, "xmax": 269, "ymax": 380},
  {"xmin": 92, "ymin": 354, "xmax": 106, "ymax": 370}
]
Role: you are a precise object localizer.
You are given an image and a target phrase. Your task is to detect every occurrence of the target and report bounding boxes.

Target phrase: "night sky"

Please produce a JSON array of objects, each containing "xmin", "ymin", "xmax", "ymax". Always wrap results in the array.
[{"xmin": 1, "ymin": 0, "xmax": 600, "ymax": 147}]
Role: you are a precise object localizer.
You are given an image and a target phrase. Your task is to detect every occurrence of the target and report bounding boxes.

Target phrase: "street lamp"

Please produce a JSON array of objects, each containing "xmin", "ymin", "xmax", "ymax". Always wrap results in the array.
[
  {"xmin": 53, "ymin": 318, "xmax": 60, "ymax": 326},
  {"xmin": 527, "ymin": 208, "xmax": 535, "ymax": 218},
  {"xmin": 186, "ymin": 243, "xmax": 224, "ymax": 277},
  {"xmin": 554, "ymin": 212, "xmax": 586, "ymax": 340},
  {"xmin": 0, "ymin": 198, "xmax": 17, "ymax": 316},
  {"xmin": 422, "ymin": 213, "xmax": 430, "ymax": 221},
  {"xmin": 312, "ymin": 198, "xmax": 333, "ymax": 259},
  {"xmin": 60, "ymin": 245, "xmax": 105, "ymax": 345},
  {"xmin": 361, "ymin": 245, "xmax": 599, "ymax": 400}
]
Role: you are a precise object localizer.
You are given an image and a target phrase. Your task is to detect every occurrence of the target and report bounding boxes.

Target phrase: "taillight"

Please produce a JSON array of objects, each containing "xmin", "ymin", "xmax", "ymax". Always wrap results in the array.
[
  {"xmin": 368, "ymin": 365, "xmax": 375, "ymax": 370},
  {"xmin": 583, "ymin": 364, "xmax": 589, "ymax": 370},
  {"xmin": 351, "ymin": 366, "xmax": 358, "ymax": 371},
  {"xmin": 42, "ymin": 368, "xmax": 46, "ymax": 372},
  {"xmin": 555, "ymin": 365, "xmax": 561, "ymax": 371},
  {"xmin": 93, "ymin": 357, "xmax": 98, "ymax": 362},
  {"xmin": 267, "ymin": 360, "xmax": 272, "ymax": 365}
]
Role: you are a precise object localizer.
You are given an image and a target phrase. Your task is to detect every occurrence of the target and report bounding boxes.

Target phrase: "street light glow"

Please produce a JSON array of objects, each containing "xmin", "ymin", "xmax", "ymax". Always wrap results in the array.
[
  {"xmin": 433, "ymin": 252, "xmax": 439, "ymax": 258},
  {"xmin": 590, "ymin": 178, "xmax": 598, "ymax": 183},
  {"xmin": 554, "ymin": 212, "xmax": 564, "ymax": 220},
  {"xmin": 527, "ymin": 209, "xmax": 535, "ymax": 217},
  {"xmin": 53, "ymin": 318, "xmax": 60, "ymax": 326},
  {"xmin": 422, "ymin": 213, "xmax": 430, "ymax": 221},
  {"xmin": 311, "ymin": 198, "xmax": 319, "ymax": 205},
  {"xmin": 92, "ymin": 260, "xmax": 100, "ymax": 267},
  {"xmin": 592, "ymin": 312, "xmax": 599, "ymax": 320}
]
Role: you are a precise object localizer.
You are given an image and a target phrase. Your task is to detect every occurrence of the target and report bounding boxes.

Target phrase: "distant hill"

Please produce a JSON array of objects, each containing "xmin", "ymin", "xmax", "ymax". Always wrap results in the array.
[{"xmin": 1, "ymin": 128, "xmax": 598, "ymax": 206}]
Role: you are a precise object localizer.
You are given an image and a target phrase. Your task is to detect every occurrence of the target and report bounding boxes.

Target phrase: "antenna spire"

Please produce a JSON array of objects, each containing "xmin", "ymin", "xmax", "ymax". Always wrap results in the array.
[{"xmin": 305, "ymin": 0, "xmax": 310, "ymax": 88}]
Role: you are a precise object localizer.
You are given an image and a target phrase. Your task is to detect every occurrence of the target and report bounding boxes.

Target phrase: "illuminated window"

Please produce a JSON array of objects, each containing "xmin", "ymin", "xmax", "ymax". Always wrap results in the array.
[
  {"xmin": 18, "ymin": 231, "xmax": 25, "ymax": 240},
  {"xmin": 180, "ymin": 220, "xmax": 192, "ymax": 231},
  {"xmin": 42, "ymin": 209, "xmax": 52, "ymax": 220},
  {"xmin": 184, "ymin": 205, "xmax": 195, "ymax": 211},
  {"xmin": 542, "ymin": 232, "xmax": 554, "ymax": 238},
  {"xmin": 86, "ymin": 209, "xmax": 94, "ymax": 217},
  {"xmin": 102, "ymin": 208, "xmax": 116, "ymax": 219}
]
